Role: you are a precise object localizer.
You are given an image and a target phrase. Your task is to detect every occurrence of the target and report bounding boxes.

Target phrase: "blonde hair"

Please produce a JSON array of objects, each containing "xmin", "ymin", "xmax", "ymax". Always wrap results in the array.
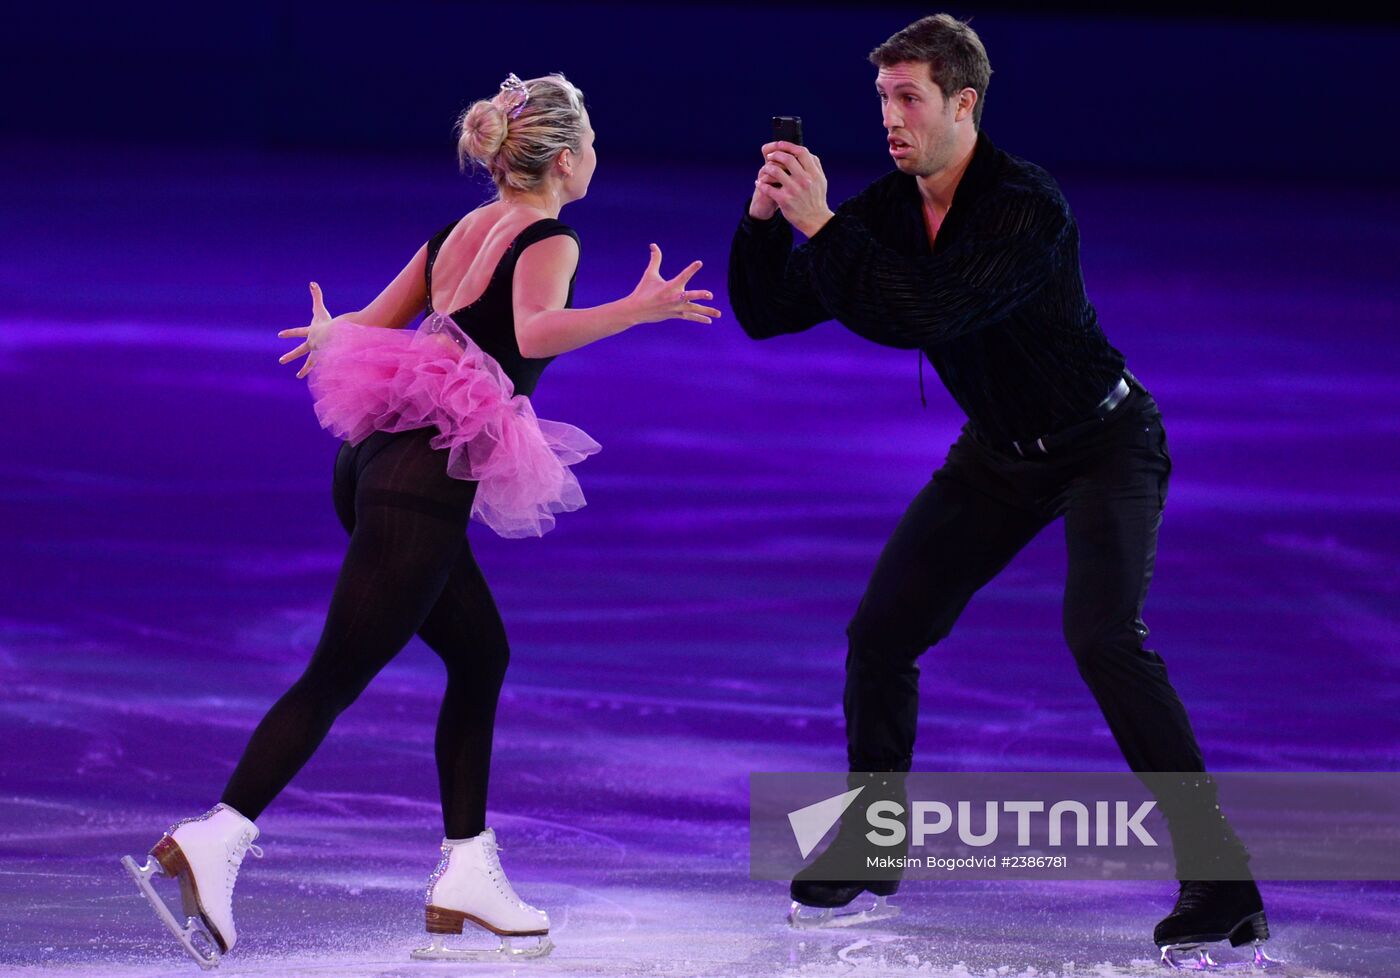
[{"xmin": 456, "ymin": 73, "xmax": 587, "ymax": 194}]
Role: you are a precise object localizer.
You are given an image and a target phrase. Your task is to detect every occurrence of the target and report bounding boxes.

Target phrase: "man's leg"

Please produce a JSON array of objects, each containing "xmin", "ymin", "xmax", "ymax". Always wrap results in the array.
[
  {"xmin": 845, "ymin": 440, "xmax": 1050, "ymax": 773},
  {"xmin": 795, "ymin": 444, "xmax": 1047, "ymax": 917},
  {"xmin": 1060, "ymin": 412, "xmax": 1266, "ymax": 954},
  {"xmin": 793, "ymin": 441, "xmax": 1049, "ymax": 915},
  {"xmin": 1060, "ymin": 412, "xmax": 1203, "ymax": 774}
]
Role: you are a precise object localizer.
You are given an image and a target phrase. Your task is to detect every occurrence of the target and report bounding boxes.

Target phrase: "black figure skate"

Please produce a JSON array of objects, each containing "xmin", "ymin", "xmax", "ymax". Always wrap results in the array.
[
  {"xmin": 1150, "ymin": 774, "xmax": 1280, "ymax": 970},
  {"xmin": 788, "ymin": 774, "xmax": 906, "ymax": 930},
  {"xmin": 1155, "ymin": 879, "xmax": 1279, "ymax": 970}
]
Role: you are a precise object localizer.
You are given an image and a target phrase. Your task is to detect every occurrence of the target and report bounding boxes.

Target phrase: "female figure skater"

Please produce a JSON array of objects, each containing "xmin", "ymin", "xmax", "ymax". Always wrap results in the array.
[{"xmin": 121, "ymin": 72, "xmax": 721, "ymax": 968}]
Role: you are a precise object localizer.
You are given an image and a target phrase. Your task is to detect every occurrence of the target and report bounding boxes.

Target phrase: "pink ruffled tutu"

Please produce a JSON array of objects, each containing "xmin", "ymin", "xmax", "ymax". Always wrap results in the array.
[{"xmin": 307, "ymin": 313, "xmax": 599, "ymax": 538}]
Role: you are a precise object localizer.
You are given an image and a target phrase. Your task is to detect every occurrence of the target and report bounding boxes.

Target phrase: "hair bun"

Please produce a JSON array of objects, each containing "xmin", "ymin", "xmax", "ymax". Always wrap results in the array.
[
  {"xmin": 454, "ymin": 73, "xmax": 587, "ymax": 193},
  {"xmin": 457, "ymin": 99, "xmax": 508, "ymax": 165}
]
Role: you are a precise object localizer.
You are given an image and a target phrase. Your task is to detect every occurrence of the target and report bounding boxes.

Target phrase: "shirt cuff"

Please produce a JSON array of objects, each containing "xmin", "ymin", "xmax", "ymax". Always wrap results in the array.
[
  {"xmin": 738, "ymin": 199, "xmax": 791, "ymax": 236},
  {"xmin": 804, "ymin": 208, "xmax": 853, "ymax": 248}
]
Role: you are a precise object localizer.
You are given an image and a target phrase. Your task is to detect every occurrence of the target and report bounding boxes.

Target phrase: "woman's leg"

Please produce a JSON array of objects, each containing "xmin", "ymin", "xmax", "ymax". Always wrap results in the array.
[
  {"xmin": 221, "ymin": 430, "xmax": 475, "ymax": 819},
  {"xmin": 415, "ymin": 540, "xmax": 511, "ymax": 839}
]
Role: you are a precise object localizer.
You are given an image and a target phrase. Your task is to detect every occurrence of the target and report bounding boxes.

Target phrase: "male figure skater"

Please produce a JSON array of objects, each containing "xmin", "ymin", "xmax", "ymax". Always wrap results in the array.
[{"xmin": 728, "ymin": 14, "xmax": 1270, "ymax": 963}]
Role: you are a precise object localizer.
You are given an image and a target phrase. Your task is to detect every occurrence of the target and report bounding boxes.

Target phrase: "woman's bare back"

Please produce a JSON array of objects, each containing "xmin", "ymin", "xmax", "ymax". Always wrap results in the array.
[{"xmin": 429, "ymin": 202, "xmax": 557, "ymax": 315}]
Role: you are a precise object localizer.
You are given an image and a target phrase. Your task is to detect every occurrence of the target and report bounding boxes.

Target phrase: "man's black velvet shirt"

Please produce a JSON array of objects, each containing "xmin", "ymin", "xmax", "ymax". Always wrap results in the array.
[{"xmin": 728, "ymin": 129, "xmax": 1127, "ymax": 447}]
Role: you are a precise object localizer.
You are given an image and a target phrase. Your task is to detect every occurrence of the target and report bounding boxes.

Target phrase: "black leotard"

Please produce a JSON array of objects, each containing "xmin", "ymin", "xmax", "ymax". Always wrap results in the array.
[{"xmin": 425, "ymin": 217, "xmax": 580, "ymax": 398}]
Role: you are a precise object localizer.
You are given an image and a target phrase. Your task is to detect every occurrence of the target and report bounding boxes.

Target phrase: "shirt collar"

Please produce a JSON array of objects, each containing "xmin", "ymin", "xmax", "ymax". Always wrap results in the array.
[
  {"xmin": 903, "ymin": 128, "xmax": 1002, "ymax": 253},
  {"xmin": 958, "ymin": 128, "xmax": 1001, "ymax": 202}
]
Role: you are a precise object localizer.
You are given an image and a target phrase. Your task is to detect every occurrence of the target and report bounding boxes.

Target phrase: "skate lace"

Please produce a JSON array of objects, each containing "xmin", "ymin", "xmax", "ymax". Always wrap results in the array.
[
  {"xmin": 226, "ymin": 831, "xmax": 264, "ymax": 896},
  {"xmin": 482, "ymin": 838, "xmax": 538, "ymax": 912},
  {"xmin": 1172, "ymin": 880, "xmax": 1213, "ymax": 915}
]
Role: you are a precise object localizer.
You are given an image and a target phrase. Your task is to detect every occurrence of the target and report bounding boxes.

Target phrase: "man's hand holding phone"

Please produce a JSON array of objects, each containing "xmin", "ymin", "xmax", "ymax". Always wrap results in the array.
[
  {"xmin": 749, "ymin": 116, "xmax": 804, "ymax": 222},
  {"xmin": 752, "ymin": 140, "xmax": 834, "ymax": 239}
]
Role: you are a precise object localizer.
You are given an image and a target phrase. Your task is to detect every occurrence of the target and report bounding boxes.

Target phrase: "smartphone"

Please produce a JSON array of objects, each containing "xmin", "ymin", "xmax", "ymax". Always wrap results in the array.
[{"xmin": 772, "ymin": 115, "xmax": 804, "ymax": 146}]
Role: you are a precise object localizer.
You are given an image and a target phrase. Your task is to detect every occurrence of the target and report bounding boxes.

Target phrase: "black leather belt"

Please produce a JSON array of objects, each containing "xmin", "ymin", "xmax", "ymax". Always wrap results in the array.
[{"xmin": 1010, "ymin": 374, "xmax": 1132, "ymax": 458}]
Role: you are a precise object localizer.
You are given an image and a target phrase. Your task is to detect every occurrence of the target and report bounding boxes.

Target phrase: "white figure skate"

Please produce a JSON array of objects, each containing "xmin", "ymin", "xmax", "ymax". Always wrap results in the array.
[
  {"xmin": 120, "ymin": 803, "xmax": 263, "ymax": 970},
  {"xmin": 409, "ymin": 828, "xmax": 553, "ymax": 961}
]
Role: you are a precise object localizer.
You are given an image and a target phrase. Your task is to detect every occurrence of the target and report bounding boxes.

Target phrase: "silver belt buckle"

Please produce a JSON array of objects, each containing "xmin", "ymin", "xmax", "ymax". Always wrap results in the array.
[
  {"xmin": 1013, "ymin": 376, "xmax": 1127, "ymax": 458},
  {"xmin": 1010, "ymin": 436, "xmax": 1048, "ymax": 458},
  {"xmin": 1097, "ymin": 376, "xmax": 1130, "ymax": 413}
]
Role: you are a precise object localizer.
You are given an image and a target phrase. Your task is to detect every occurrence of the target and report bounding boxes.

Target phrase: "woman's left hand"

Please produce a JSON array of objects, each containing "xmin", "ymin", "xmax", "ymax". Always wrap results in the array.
[{"xmin": 278, "ymin": 282, "xmax": 335, "ymax": 379}]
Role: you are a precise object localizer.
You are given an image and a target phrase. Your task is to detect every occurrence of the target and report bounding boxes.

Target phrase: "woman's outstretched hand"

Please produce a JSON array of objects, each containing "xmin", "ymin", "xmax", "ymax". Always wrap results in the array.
[
  {"xmin": 277, "ymin": 282, "xmax": 336, "ymax": 379},
  {"xmin": 626, "ymin": 244, "xmax": 722, "ymax": 325}
]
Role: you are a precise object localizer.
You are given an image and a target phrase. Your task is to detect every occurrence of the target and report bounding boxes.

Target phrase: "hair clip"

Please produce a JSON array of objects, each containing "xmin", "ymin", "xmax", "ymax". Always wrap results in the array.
[{"xmin": 498, "ymin": 73, "xmax": 530, "ymax": 119}]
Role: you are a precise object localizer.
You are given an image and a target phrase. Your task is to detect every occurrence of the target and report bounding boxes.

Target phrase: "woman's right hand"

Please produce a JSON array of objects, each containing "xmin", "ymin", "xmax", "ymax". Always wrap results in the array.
[
  {"xmin": 277, "ymin": 282, "xmax": 336, "ymax": 379},
  {"xmin": 626, "ymin": 244, "xmax": 723, "ymax": 325}
]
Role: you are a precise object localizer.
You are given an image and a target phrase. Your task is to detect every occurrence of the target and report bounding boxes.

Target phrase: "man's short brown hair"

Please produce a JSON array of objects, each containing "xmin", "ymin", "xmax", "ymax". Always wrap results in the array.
[{"xmin": 869, "ymin": 14, "xmax": 992, "ymax": 128}]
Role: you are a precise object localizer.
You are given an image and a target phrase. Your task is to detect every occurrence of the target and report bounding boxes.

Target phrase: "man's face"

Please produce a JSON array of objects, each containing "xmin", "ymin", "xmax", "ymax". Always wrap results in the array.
[{"xmin": 876, "ymin": 62, "xmax": 962, "ymax": 177}]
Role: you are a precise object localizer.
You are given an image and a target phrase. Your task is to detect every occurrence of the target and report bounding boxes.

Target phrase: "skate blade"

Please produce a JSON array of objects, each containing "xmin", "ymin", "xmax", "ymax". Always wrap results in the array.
[
  {"xmin": 120, "ymin": 854, "xmax": 222, "ymax": 970},
  {"xmin": 409, "ymin": 933, "xmax": 554, "ymax": 961},
  {"xmin": 787, "ymin": 895, "xmax": 900, "ymax": 931},
  {"xmin": 1160, "ymin": 939, "xmax": 1284, "ymax": 971}
]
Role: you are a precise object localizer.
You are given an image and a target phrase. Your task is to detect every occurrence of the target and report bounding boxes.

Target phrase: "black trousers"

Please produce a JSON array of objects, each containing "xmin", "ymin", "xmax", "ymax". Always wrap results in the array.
[{"xmin": 844, "ymin": 375, "xmax": 1205, "ymax": 776}]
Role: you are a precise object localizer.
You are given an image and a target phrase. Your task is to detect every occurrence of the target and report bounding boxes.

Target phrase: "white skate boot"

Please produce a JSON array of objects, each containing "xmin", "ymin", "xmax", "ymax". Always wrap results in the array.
[
  {"xmin": 120, "ymin": 803, "xmax": 263, "ymax": 969},
  {"xmin": 409, "ymin": 828, "xmax": 553, "ymax": 961}
]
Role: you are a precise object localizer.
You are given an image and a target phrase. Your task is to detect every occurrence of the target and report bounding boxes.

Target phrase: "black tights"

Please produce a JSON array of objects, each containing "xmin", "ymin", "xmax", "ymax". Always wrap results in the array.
[{"xmin": 221, "ymin": 427, "xmax": 509, "ymax": 838}]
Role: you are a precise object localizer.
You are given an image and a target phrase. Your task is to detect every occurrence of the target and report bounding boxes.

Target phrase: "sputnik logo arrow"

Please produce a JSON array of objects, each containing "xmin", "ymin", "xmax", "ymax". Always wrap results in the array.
[{"xmin": 787, "ymin": 786, "xmax": 865, "ymax": 858}]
